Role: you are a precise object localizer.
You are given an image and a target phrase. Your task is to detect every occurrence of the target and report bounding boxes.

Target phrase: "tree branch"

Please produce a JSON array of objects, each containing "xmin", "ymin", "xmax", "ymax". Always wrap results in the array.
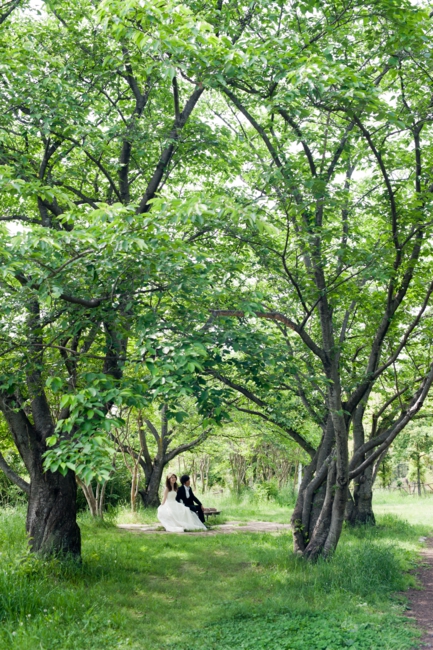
[
  {"xmin": 235, "ymin": 406, "xmax": 316, "ymax": 457},
  {"xmin": 0, "ymin": 0, "xmax": 21, "ymax": 26},
  {"xmin": 0, "ymin": 450, "xmax": 30, "ymax": 494},
  {"xmin": 353, "ymin": 115, "xmax": 399, "ymax": 252},
  {"xmin": 164, "ymin": 429, "xmax": 211, "ymax": 463},
  {"xmin": 137, "ymin": 85, "xmax": 204, "ymax": 213},
  {"xmin": 144, "ymin": 418, "xmax": 160, "ymax": 443},
  {"xmin": 278, "ymin": 108, "xmax": 316, "ymax": 176},
  {"xmin": 210, "ymin": 309, "xmax": 325, "ymax": 361},
  {"xmin": 59, "ymin": 294, "xmax": 106, "ymax": 308},
  {"xmin": 349, "ymin": 361, "xmax": 433, "ymax": 478}
]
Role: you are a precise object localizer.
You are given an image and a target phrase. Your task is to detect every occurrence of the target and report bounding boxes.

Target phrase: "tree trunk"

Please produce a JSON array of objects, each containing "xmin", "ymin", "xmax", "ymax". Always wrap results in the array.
[
  {"xmin": 98, "ymin": 481, "xmax": 107, "ymax": 517},
  {"xmin": 77, "ymin": 477, "xmax": 108, "ymax": 519},
  {"xmin": 131, "ymin": 462, "xmax": 139, "ymax": 512},
  {"xmin": 346, "ymin": 464, "xmax": 375, "ymax": 526},
  {"xmin": 139, "ymin": 460, "xmax": 164, "ymax": 507},
  {"xmin": 77, "ymin": 477, "xmax": 98, "ymax": 517},
  {"xmin": 27, "ymin": 462, "xmax": 81, "ymax": 557},
  {"xmin": 292, "ymin": 414, "xmax": 336, "ymax": 552},
  {"xmin": 191, "ymin": 458, "xmax": 197, "ymax": 490},
  {"xmin": 303, "ymin": 460, "xmax": 337, "ymax": 560},
  {"xmin": 292, "ymin": 369, "xmax": 350, "ymax": 561},
  {"xmin": 417, "ymin": 460, "xmax": 422, "ymax": 497},
  {"xmin": 0, "ymin": 392, "xmax": 81, "ymax": 558}
]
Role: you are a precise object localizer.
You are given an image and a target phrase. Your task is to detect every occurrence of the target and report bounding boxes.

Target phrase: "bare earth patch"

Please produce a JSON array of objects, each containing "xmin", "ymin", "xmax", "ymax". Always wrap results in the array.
[
  {"xmin": 117, "ymin": 520, "xmax": 292, "ymax": 536},
  {"xmin": 406, "ymin": 537, "xmax": 433, "ymax": 649}
]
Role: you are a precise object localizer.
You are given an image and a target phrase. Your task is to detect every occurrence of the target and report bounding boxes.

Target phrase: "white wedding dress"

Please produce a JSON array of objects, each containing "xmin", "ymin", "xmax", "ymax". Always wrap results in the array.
[{"xmin": 157, "ymin": 490, "xmax": 206, "ymax": 532}]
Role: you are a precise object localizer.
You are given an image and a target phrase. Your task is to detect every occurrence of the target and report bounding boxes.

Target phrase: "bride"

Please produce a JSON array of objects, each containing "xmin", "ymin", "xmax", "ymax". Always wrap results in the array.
[{"xmin": 157, "ymin": 474, "xmax": 206, "ymax": 532}]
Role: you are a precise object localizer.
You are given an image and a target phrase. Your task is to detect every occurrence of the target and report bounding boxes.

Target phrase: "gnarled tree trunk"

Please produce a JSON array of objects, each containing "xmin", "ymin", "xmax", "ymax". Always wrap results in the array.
[
  {"xmin": 139, "ymin": 459, "xmax": 165, "ymax": 508},
  {"xmin": 28, "ymin": 454, "xmax": 81, "ymax": 556},
  {"xmin": 0, "ymin": 295, "xmax": 82, "ymax": 558},
  {"xmin": 0, "ymin": 393, "xmax": 81, "ymax": 557}
]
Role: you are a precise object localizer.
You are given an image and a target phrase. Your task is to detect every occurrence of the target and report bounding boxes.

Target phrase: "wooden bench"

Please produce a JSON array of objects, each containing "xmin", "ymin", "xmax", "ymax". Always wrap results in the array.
[{"xmin": 203, "ymin": 507, "xmax": 221, "ymax": 521}]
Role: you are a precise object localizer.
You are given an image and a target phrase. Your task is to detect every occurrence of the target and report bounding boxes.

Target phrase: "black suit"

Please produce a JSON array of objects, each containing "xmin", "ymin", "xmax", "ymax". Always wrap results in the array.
[{"xmin": 176, "ymin": 485, "xmax": 205, "ymax": 524}]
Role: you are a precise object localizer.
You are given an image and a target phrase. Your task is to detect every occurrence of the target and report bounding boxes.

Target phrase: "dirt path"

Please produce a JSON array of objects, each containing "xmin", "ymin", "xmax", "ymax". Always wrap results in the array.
[
  {"xmin": 406, "ymin": 537, "xmax": 433, "ymax": 649},
  {"xmin": 117, "ymin": 520, "xmax": 292, "ymax": 536}
]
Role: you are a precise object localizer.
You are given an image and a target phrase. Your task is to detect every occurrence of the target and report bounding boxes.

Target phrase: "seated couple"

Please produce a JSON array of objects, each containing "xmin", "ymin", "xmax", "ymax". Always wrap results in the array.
[{"xmin": 157, "ymin": 474, "xmax": 207, "ymax": 532}]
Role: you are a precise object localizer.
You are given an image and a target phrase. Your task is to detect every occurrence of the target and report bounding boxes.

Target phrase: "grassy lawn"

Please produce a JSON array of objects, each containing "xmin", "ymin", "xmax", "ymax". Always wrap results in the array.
[
  {"xmin": 373, "ymin": 490, "xmax": 433, "ymax": 527},
  {"xmin": 0, "ymin": 494, "xmax": 430, "ymax": 649}
]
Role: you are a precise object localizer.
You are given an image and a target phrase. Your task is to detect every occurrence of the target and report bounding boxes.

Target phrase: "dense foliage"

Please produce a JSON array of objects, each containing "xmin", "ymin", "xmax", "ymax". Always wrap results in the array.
[{"xmin": 0, "ymin": 0, "xmax": 432, "ymax": 561}]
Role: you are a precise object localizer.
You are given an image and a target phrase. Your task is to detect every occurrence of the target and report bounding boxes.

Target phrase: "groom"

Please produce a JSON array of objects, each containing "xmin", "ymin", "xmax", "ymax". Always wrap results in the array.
[{"xmin": 176, "ymin": 475, "xmax": 206, "ymax": 524}]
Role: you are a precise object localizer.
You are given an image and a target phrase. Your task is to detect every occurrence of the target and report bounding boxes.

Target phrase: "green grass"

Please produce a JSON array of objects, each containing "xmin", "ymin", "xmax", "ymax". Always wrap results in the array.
[
  {"xmin": 373, "ymin": 489, "xmax": 433, "ymax": 527},
  {"xmin": 0, "ymin": 495, "xmax": 430, "ymax": 650}
]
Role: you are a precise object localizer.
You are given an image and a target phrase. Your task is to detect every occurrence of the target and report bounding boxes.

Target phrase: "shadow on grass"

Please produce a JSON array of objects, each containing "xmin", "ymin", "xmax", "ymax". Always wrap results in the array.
[{"xmin": 0, "ymin": 507, "xmax": 428, "ymax": 650}]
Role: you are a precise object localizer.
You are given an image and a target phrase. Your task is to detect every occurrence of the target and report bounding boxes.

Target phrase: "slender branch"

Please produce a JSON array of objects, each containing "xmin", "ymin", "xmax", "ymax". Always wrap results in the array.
[
  {"xmin": 0, "ymin": 0, "xmax": 21, "ymax": 25},
  {"xmin": 278, "ymin": 109, "xmax": 316, "ymax": 176},
  {"xmin": 59, "ymin": 293, "xmax": 106, "ymax": 308},
  {"xmin": 235, "ymin": 406, "xmax": 316, "ymax": 457},
  {"xmin": 221, "ymin": 87, "xmax": 285, "ymax": 172},
  {"xmin": 326, "ymin": 120, "xmax": 355, "ymax": 180},
  {"xmin": 144, "ymin": 418, "xmax": 160, "ymax": 443},
  {"xmin": 137, "ymin": 85, "xmax": 204, "ymax": 213},
  {"xmin": 52, "ymin": 182, "xmax": 98, "ymax": 209},
  {"xmin": 349, "ymin": 362, "xmax": 433, "ymax": 478},
  {"xmin": 51, "ymin": 131, "xmax": 122, "ymax": 202},
  {"xmin": 374, "ymin": 381, "xmax": 419, "ymax": 425},
  {"xmin": 353, "ymin": 115, "xmax": 399, "ymax": 252},
  {"xmin": 164, "ymin": 429, "xmax": 211, "ymax": 463},
  {"xmin": 0, "ymin": 451, "xmax": 30, "ymax": 494},
  {"xmin": 373, "ymin": 279, "xmax": 433, "ymax": 379},
  {"xmin": 207, "ymin": 369, "xmax": 316, "ymax": 456},
  {"xmin": 210, "ymin": 309, "xmax": 325, "ymax": 361},
  {"xmin": 172, "ymin": 75, "xmax": 180, "ymax": 121},
  {"xmin": 0, "ymin": 215, "xmax": 41, "ymax": 224}
]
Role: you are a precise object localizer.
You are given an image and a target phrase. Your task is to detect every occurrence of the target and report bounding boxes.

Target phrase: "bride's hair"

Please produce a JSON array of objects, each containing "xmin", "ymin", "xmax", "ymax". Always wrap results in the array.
[{"xmin": 166, "ymin": 474, "xmax": 178, "ymax": 492}]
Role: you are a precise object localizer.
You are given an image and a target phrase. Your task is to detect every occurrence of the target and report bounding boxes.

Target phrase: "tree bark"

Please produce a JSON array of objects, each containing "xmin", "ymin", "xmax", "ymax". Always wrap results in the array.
[
  {"xmin": 77, "ymin": 477, "xmax": 98, "ymax": 517},
  {"xmin": 347, "ymin": 464, "xmax": 375, "ymax": 526},
  {"xmin": 0, "ymin": 393, "xmax": 81, "ymax": 558},
  {"xmin": 27, "ymin": 452, "xmax": 81, "ymax": 557},
  {"xmin": 139, "ymin": 459, "xmax": 164, "ymax": 507},
  {"xmin": 303, "ymin": 460, "xmax": 337, "ymax": 561},
  {"xmin": 346, "ymin": 401, "xmax": 375, "ymax": 526}
]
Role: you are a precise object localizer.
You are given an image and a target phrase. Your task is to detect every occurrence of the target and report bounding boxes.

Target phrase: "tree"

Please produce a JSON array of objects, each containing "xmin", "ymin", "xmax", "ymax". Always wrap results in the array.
[
  {"xmin": 175, "ymin": 406, "xmax": 303, "ymax": 497},
  {"xmin": 394, "ymin": 423, "xmax": 433, "ymax": 495},
  {"xmin": 376, "ymin": 453, "xmax": 393, "ymax": 490},
  {"xmin": 196, "ymin": 0, "xmax": 433, "ymax": 558},
  {"xmin": 113, "ymin": 402, "xmax": 212, "ymax": 508},
  {"xmin": 0, "ymin": 0, "xmax": 236, "ymax": 556}
]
